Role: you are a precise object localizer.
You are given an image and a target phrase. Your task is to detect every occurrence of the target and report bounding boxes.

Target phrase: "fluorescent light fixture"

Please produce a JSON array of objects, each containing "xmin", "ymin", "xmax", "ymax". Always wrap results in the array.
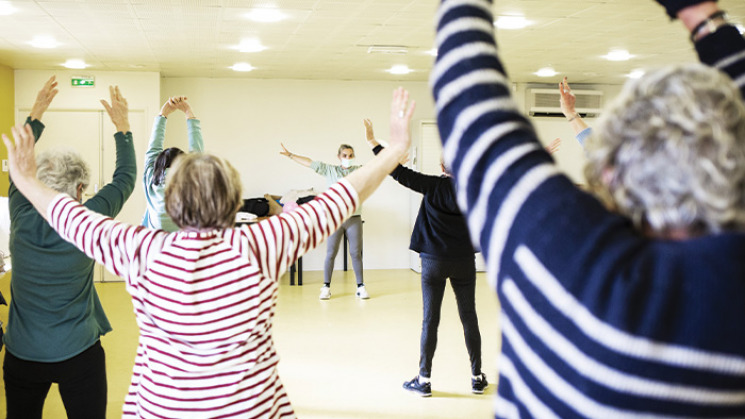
[
  {"xmin": 238, "ymin": 39, "xmax": 267, "ymax": 53},
  {"xmin": 230, "ymin": 62, "xmax": 254, "ymax": 72},
  {"xmin": 0, "ymin": 1, "xmax": 16, "ymax": 15},
  {"xmin": 603, "ymin": 49, "xmax": 633, "ymax": 61},
  {"xmin": 30, "ymin": 35, "xmax": 59, "ymax": 49},
  {"xmin": 627, "ymin": 69, "xmax": 645, "ymax": 79},
  {"xmin": 387, "ymin": 65, "xmax": 412, "ymax": 75},
  {"xmin": 367, "ymin": 45, "xmax": 408, "ymax": 55},
  {"xmin": 245, "ymin": 8, "xmax": 286, "ymax": 23},
  {"xmin": 494, "ymin": 15, "xmax": 531, "ymax": 30},
  {"xmin": 534, "ymin": 67, "xmax": 557, "ymax": 77},
  {"xmin": 63, "ymin": 59, "xmax": 87, "ymax": 69}
]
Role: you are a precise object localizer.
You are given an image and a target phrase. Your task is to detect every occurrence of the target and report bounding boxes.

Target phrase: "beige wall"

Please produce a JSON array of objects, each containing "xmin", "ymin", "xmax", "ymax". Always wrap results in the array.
[
  {"xmin": 161, "ymin": 78, "xmax": 436, "ymax": 271},
  {"xmin": 0, "ymin": 64, "xmax": 13, "ymax": 194}
]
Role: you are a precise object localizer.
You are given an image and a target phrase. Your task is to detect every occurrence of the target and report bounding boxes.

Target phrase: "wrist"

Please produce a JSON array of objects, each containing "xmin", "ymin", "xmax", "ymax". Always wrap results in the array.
[
  {"xmin": 566, "ymin": 113, "xmax": 579, "ymax": 122},
  {"xmin": 689, "ymin": 10, "xmax": 727, "ymax": 42}
]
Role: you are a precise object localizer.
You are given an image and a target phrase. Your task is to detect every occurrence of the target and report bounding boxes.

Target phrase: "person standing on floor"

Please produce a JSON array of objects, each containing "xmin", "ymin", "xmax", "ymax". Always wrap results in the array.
[
  {"xmin": 365, "ymin": 118, "xmax": 487, "ymax": 397},
  {"xmin": 2, "ymin": 86, "xmax": 415, "ymax": 419},
  {"xmin": 142, "ymin": 96, "xmax": 203, "ymax": 232},
  {"xmin": 3, "ymin": 78, "xmax": 136, "ymax": 419},
  {"xmin": 280, "ymin": 140, "xmax": 368, "ymax": 300}
]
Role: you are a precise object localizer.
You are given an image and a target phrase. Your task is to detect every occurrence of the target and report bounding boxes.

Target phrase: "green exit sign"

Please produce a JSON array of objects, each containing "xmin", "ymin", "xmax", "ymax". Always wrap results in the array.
[{"xmin": 71, "ymin": 76, "xmax": 95, "ymax": 87}]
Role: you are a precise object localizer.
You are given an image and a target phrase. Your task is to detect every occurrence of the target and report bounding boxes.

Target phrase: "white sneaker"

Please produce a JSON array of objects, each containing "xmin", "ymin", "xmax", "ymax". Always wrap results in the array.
[
  {"xmin": 319, "ymin": 286, "xmax": 331, "ymax": 300},
  {"xmin": 356, "ymin": 285, "xmax": 370, "ymax": 299}
]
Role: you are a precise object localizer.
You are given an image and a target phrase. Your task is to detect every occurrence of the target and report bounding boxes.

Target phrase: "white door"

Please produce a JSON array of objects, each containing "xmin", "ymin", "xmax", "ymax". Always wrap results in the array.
[{"xmin": 17, "ymin": 109, "xmax": 148, "ymax": 282}]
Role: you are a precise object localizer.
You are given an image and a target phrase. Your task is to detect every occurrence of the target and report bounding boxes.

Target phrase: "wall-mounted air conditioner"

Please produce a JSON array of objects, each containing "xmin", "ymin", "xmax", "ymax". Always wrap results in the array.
[{"xmin": 526, "ymin": 87, "xmax": 603, "ymax": 117}]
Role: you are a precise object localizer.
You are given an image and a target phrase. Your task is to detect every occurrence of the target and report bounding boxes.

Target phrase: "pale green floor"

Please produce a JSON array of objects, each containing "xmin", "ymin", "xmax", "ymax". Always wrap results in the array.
[{"xmin": 0, "ymin": 269, "xmax": 501, "ymax": 418}]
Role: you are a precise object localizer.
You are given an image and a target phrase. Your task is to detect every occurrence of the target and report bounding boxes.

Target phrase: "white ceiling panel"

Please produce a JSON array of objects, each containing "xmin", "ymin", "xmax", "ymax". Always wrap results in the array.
[{"xmin": 0, "ymin": 0, "xmax": 743, "ymax": 83}]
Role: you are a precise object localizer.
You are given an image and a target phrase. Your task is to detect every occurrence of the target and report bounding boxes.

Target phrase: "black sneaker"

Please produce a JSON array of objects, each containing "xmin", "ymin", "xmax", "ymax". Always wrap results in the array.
[
  {"xmin": 471, "ymin": 373, "xmax": 488, "ymax": 394},
  {"xmin": 403, "ymin": 376, "xmax": 432, "ymax": 397}
]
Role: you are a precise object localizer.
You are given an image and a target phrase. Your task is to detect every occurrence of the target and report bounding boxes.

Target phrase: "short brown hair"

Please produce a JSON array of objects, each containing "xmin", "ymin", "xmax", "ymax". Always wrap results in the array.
[
  {"xmin": 165, "ymin": 153, "xmax": 243, "ymax": 230},
  {"xmin": 337, "ymin": 144, "xmax": 354, "ymax": 156}
]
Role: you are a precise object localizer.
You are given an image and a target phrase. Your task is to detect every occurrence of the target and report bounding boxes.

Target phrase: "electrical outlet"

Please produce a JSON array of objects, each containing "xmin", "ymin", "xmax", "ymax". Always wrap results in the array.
[{"xmin": 2, "ymin": 160, "xmax": 7, "ymax": 172}]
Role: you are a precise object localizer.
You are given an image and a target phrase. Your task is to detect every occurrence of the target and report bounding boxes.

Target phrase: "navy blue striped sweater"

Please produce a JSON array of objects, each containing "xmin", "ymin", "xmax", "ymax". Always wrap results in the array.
[{"xmin": 431, "ymin": 0, "xmax": 745, "ymax": 417}]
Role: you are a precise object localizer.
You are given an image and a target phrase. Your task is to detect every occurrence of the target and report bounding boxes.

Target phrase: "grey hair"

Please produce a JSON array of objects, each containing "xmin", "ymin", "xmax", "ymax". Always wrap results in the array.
[
  {"xmin": 584, "ymin": 63, "xmax": 745, "ymax": 236},
  {"xmin": 36, "ymin": 148, "xmax": 90, "ymax": 198}
]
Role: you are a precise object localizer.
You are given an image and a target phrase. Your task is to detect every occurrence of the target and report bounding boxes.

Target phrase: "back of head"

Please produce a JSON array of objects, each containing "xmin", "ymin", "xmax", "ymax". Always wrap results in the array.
[
  {"xmin": 165, "ymin": 153, "xmax": 243, "ymax": 230},
  {"xmin": 36, "ymin": 148, "xmax": 90, "ymax": 199},
  {"xmin": 585, "ymin": 63, "xmax": 745, "ymax": 236},
  {"xmin": 153, "ymin": 147, "xmax": 185, "ymax": 186}
]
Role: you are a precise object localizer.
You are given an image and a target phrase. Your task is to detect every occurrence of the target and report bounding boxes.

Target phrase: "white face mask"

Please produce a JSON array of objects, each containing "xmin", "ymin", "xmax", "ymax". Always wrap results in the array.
[{"xmin": 341, "ymin": 158, "xmax": 355, "ymax": 168}]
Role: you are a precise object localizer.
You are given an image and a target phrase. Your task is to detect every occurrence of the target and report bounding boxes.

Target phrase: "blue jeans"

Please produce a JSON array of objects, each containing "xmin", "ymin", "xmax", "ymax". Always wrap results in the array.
[{"xmin": 419, "ymin": 255, "xmax": 482, "ymax": 378}]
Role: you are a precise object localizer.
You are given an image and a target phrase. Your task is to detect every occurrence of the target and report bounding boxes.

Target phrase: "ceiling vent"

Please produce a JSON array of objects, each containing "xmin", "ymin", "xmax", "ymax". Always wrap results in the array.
[
  {"xmin": 366, "ymin": 45, "xmax": 408, "ymax": 54},
  {"xmin": 526, "ymin": 87, "xmax": 603, "ymax": 117}
]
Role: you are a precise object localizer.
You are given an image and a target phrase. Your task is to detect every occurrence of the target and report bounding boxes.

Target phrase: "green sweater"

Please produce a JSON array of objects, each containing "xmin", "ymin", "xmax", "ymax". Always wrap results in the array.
[{"xmin": 4, "ymin": 117, "xmax": 136, "ymax": 362}]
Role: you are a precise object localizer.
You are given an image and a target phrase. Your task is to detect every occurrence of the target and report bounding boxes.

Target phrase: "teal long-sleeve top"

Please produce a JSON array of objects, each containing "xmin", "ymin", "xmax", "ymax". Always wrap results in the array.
[
  {"xmin": 309, "ymin": 160, "xmax": 362, "ymax": 216},
  {"xmin": 4, "ymin": 117, "xmax": 136, "ymax": 362},
  {"xmin": 141, "ymin": 115, "xmax": 203, "ymax": 232}
]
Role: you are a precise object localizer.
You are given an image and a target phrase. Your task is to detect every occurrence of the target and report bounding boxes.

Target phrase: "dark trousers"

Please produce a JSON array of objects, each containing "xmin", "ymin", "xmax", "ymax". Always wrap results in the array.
[
  {"xmin": 419, "ymin": 255, "xmax": 482, "ymax": 378},
  {"xmin": 4, "ymin": 340, "xmax": 107, "ymax": 419}
]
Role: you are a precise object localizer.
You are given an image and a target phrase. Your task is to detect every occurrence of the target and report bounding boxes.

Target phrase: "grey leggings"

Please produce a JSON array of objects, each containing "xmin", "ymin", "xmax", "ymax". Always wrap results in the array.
[{"xmin": 324, "ymin": 215, "xmax": 363, "ymax": 285}]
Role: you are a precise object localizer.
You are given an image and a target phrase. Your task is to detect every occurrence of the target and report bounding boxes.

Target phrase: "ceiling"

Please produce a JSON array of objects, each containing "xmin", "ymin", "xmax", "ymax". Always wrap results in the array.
[{"xmin": 0, "ymin": 0, "xmax": 743, "ymax": 84}]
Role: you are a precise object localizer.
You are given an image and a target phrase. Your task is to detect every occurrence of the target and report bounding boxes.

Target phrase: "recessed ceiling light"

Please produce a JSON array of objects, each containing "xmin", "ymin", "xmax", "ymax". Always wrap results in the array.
[
  {"xmin": 0, "ymin": 1, "xmax": 16, "ymax": 15},
  {"xmin": 494, "ymin": 15, "xmax": 531, "ymax": 30},
  {"xmin": 238, "ymin": 39, "xmax": 267, "ymax": 53},
  {"xmin": 627, "ymin": 69, "xmax": 645, "ymax": 79},
  {"xmin": 230, "ymin": 62, "xmax": 254, "ymax": 72},
  {"xmin": 603, "ymin": 49, "xmax": 633, "ymax": 61},
  {"xmin": 63, "ymin": 59, "xmax": 87, "ymax": 69},
  {"xmin": 387, "ymin": 65, "xmax": 412, "ymax": 75},
  {"xmin": 30, "ymin": 35, "xmax": 60, "ymax": 49},
  {"xmin": 534, "ymin": 67, "xmax": 557, "ymax": 77},
  {"xmin": 245, "ymin": 8, "xmax": 286, "ymax": 23}
]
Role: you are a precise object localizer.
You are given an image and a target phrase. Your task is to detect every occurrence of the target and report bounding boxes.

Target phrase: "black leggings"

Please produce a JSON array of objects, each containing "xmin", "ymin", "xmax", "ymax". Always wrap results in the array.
[{"xmin": 3, "ymin": 340, "xmax": 107, "ymax": 419}]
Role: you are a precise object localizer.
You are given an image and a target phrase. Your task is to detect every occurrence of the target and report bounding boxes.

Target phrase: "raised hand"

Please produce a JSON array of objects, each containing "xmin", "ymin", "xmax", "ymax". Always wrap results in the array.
[
  {"xmin": 559, "ymin": 77, "xmax": 577, "ymax": 119},
  {"xmin": 388, "ymin": 87, "xmax": 416, "ymax": 153},
  {"xmin": 29, "ymin": 76, "xmax": 59, "ymax": 121},
  {"xmin": 279, "ymin": 143, "xmax": 293, "ymax": 157},
  {"xmin": 173, "ymin": 97, "xmax": 196, "ymax": 119},
  {"xmin": 545, "ymin": 137, "xmax": 562, "ymax": 155},
  {"xmin": 159, "ymin": 97, "xmax": 179, "ymax": 118},
  {"xmin": 100, "ymin": 86, "xmax": 130, "ymax": 133},
  {"xmin": 363, "ymin": 118, "xmax": 378, "ymax": 148},
  {"xmin": 3, "ymin": 124, "xmax": 38, "ymax": 184}
]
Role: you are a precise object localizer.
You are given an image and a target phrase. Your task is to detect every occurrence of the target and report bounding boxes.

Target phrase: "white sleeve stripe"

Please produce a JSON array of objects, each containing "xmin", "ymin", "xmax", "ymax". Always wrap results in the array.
[
  {"xmin": 503, "ymin": 278, "xmax": 745, "ymax": 404},
  {"xmin": 483, "ymin": 164, "xmax": 560, "ymax": 287},
  {"xmin": 515, "ymin": 245, "xmax": 745, "ymax": 374}
]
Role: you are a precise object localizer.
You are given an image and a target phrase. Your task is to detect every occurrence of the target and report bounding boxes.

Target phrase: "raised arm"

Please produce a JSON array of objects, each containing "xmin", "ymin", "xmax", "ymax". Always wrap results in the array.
[
  {"xmin": 173, "ymin": 97, "xmax": 204, "ymax": 153},
  {"xmin": 658, "ymin": 1, "xmax": 745, "ymax": 98},
  {"xmin": 280, "ymin": 143, "xmax": 312, "ymax": 167},
  {"xmin": 559, "ymin": 77, "xmax": 591, "ymax": 139},
  {"xmin": 29, "ymin": 76, "xmax": 58, "ymax": 123},
  {"xmin": 345, "ymin": 87, "xmax": 414, "ymax": 203},
  {"xmin": 145, "ymin": 98, "xmax": 178, "ymax": 168},
  {"xmin": 87, "ymin": 86, "xmax": 136, "ymax": 216}
]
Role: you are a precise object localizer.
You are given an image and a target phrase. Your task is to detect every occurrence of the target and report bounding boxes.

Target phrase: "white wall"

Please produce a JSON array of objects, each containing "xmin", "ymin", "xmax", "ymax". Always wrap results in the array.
[
  {"xmin": 12, "ymin": 71, "xmax": 626, "ymax": 273},
  {"xmin": 162, "ymin": 78, "xmax": 435, "ymax": 271}
]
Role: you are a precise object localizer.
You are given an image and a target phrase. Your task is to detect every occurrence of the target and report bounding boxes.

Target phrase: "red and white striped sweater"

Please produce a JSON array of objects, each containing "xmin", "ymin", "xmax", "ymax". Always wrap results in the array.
[{"xmin": 48, "ymin": 180, "xmax": 358, "ymax": 419}]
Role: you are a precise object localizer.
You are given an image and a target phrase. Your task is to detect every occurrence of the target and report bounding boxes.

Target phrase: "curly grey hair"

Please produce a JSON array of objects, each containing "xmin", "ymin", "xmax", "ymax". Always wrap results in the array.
[
  {"xmin": 584, "ymin": 63, "xmax": 745, "ymax": 236},
  {"xmin": 36, "ymin": 148, "xmax": 90, "ymax": 199}
]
